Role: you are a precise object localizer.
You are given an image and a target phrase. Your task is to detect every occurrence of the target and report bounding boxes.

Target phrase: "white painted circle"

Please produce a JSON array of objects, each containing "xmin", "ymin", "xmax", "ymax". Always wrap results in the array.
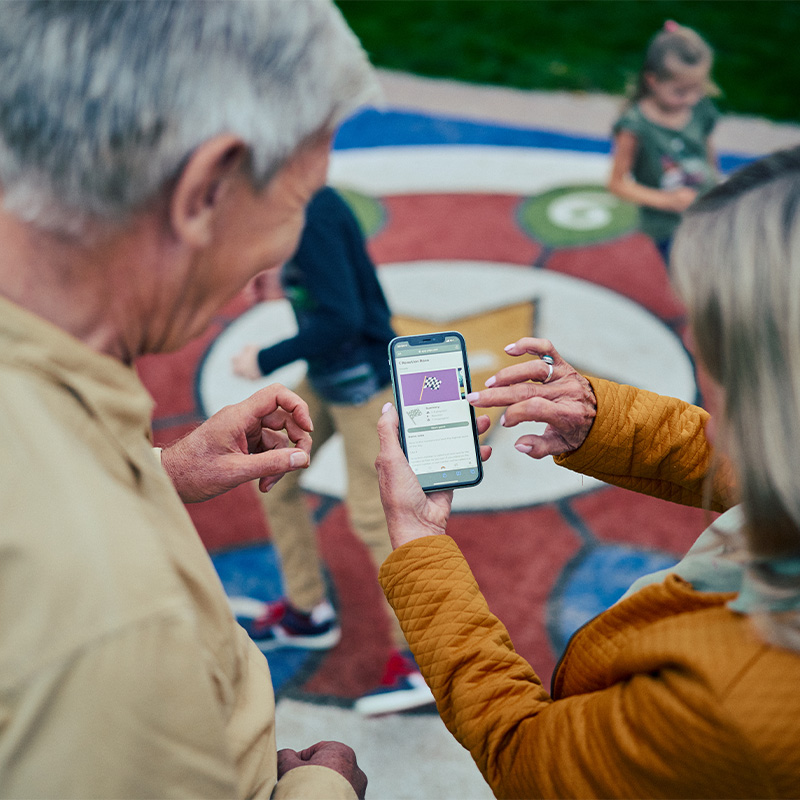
[
  {"xmin": 328, "ymin": 145, "xmax": 611, "ymax": 196},
  {"xmin": 546, "ymin": 191, "xmax": 614, "ymax": 230},
  {"xmin": 198, "ymin": 261, "xmax": 695, "ymax": 512}
]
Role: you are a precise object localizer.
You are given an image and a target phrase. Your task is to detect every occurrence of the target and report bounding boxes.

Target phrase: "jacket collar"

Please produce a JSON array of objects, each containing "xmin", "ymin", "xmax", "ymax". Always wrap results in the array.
[{"xmin": 0, "ymin": 294, "xmax": 154, "ymax": 458}]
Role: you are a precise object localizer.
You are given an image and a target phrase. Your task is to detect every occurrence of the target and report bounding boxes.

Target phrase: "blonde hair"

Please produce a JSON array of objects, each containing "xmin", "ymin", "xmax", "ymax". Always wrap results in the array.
[
  {"xmin": 630, "ymin": 21, "xmax": 718, "ymax": 104},
  {"xmin": 673, "ymin": 147, "xmax": 800, "ymax": 649},
  {"xmin": 673, "ymin": 148, "xmax": 800, "ymax": 560}
]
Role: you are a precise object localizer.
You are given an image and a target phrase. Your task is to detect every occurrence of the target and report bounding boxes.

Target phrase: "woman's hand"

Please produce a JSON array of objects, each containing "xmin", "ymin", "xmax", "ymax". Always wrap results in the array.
[
  {"xmin": 467, "ymin": 337, "xmax": 596, "ymax": 458},
  {"xmin": 375, "ymin": 403, "xmax": 491, "ymax": 549}
]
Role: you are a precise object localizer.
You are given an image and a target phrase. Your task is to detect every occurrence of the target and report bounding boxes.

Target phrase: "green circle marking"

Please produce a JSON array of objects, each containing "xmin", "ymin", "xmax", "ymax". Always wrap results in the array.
[
  {"xmin": 335, "ymin": 187, "xmax": 387, "ymax": 238},
  {"xmin": 517, "ymin": 184, "xmax": 638, "ymax": 248}
]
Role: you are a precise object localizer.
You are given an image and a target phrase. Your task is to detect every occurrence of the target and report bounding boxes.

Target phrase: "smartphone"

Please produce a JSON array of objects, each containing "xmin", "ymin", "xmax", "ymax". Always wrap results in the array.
[{"xmin": 388, "ymin": 331, "xmax": 483, "ymax": 492}]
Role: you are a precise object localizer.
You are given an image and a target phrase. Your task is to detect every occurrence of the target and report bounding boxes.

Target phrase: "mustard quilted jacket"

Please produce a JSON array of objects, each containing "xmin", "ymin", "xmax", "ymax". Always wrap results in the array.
[{"xmin": 379, "ymin": 379, "xmax": 800, "ymax": 798}]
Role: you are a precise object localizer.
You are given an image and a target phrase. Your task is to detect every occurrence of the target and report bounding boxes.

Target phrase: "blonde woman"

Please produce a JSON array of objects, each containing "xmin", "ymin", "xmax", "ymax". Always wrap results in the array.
[{"xmin": 375, "ymin": 147, "xmax": 800, "ymax": 798}]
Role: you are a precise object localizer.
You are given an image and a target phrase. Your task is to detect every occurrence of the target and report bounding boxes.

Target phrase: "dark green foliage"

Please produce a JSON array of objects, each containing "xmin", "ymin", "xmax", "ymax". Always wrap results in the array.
[{"xmin": 336, "ymin": 1, "xmax": 799, "ymax": 122}]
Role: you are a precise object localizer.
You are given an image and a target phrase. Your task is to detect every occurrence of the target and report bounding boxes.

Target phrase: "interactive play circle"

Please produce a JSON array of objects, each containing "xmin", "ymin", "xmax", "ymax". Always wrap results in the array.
[
  {"xmin": 517, "ymin": 185, "xmax": 638, "ymax": 247},
  {"xmin": 215, "ymin": 545, "xmax": 329, "ymax": 694},
  {"xmin": 548, "ymin": 544, "xmax": 680, "ymax": 652},
  {"xmin": 197, "ymin": 259, "xmax": 695, "ymax": 513},
  {"xmin": 336, "ymin": 187, "xmax": 387, "ymax": 237},
  {"xmin": 189, "ymin": 128, "xmax": 716, "ymax": 713}
]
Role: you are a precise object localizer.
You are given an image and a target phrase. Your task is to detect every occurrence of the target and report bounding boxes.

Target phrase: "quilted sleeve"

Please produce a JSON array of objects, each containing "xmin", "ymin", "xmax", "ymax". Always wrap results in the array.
[
  {"xmin": 380, "ymin": 536, "xmax": 767, "ymax": 800},
  {"xmin": 554, "ymin": 378, "xmax": 735, "ymax": 511}
]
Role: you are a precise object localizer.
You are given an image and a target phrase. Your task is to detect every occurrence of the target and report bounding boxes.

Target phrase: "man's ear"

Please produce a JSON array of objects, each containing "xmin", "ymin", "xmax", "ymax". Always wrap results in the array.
[{"xmin": 169, "ymin": 134, "xmax": 249, "ymax": 247}]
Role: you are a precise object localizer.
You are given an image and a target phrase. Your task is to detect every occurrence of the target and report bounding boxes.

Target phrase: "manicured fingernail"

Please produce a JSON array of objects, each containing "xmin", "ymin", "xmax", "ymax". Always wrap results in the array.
[
  {"xmin": 515, "ymin": 443, "xmax": 533, "ymax": 453},
  {"xmin": 382, "ymin": 402, "xmax": 393, "ymax": 414},
  {"xmin": 504, "ymin": 343, "xmax": 516, "ymax": 352},
  {"xmin": 500, "ymin": 414, "xmax": 506, "ymax": 426},
  {"xmin": 484, "ymin": 376, "xmax": 496, "ymax": 387},
  {"xmin": 290, "ymin": 451, "xmax": 308, "ymax": 467},
  {"xmin": 466, "ymin": 392, "xmax": 479, "ymax": 402}
]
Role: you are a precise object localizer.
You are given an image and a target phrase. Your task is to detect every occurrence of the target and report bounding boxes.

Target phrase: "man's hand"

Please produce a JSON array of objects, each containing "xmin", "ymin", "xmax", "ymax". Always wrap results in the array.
[
  {"xmin": 375, "ymin": 403, "xmax": 491, "ymax": 550},
  {"xmin": 277, "ymin": 741, "xmax": 367, "ymax": 800},
  {"xmin": 467, "ymin": 337, "xmax": 596, "ymax": 459},
  {"xmin": 161, "ymin": 385, "xmax": 313, "ymax": 502}
]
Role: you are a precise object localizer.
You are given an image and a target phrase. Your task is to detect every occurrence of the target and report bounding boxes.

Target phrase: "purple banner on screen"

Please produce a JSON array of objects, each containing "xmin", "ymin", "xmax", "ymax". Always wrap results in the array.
[{"xmin": 400, "ymin": 368, "xmax": 461, "ymax": 406}]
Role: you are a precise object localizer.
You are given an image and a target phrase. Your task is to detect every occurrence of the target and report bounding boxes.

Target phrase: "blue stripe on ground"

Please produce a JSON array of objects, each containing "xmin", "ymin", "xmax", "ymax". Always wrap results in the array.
[
  {"xmin": 212, "ymin": 543, "xmax": 322, "ymax": 694},
  {"xmin": 334, "ymin": 107, "xmax": 753, "ymax": 172},
  {"xmin": 549, "ymin": 544, "xmax": 679, "ymax": 652}
]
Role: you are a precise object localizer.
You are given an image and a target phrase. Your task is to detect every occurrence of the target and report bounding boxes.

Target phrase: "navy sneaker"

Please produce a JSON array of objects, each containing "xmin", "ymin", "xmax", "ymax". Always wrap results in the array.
[
  {"xmin": 231, "ymin": 597, "xmax": 341, "ymax": 652},
  {"xmin": 353, "ymin": 651, "xmax": 435, "ymax": 716}
]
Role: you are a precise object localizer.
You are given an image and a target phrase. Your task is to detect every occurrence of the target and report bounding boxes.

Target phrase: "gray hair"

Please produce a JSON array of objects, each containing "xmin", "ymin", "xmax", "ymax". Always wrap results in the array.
[
  {"xmin": 672, "ymin": 147, "xmax": 800, "ymax": 646},
  {"xmin": 0, "ymin": 0, "xmax": 380, "ymax": 234}
]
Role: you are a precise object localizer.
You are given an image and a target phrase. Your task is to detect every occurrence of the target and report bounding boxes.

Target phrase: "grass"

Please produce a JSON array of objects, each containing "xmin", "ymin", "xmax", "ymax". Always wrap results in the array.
[{"xmin": 336, "ymin": 1, "xmax": 800, "ymax": 123}]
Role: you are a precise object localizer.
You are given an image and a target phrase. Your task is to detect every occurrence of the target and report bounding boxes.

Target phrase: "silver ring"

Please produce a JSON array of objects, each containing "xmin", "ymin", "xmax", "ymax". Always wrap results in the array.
[{"xmin": 541, "ymin": 354, "xmax": 554, "ymax": 383}]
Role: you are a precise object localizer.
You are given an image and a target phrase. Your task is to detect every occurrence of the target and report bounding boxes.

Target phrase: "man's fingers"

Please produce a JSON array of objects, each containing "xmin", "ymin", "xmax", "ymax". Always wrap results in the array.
[
  {"xmin": 294, "ymin": 740, "xmax": 337, "ymax": 760},
  {"xmin": 265, "ymin": 414, "xmax": 313, "ymax": 450},
  {"xmin": 258, "ymin": 474, "xmax": 282, "ymax": 493},
  {"xmin": 246, "ymin": 384, "xmax": 313, "ymax": 432},
  {"xmin": 235, "ymin": 449, "xmax": 309, "ymax": 490},
  {"xmin": 276, "ymin": 748, "xmax": 303, "ymax": 775},
  {"xmin": 254, "ymin": 422, "xmax": 310, "ymax": 459},
  {"xmin": 258, "ymin": 428, "xmax": 292, "ymax": 450}
]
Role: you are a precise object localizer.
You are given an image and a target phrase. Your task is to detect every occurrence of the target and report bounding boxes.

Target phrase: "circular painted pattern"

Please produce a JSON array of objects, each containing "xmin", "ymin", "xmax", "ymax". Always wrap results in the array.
[
  {"xmin": 198, "ymin": 258, "xmax": 695, "ymax": 512},
  {"xmin": 177, "ymin": 125, "xmax": 713, "ymax": 704},
  {"xmin": 517, "ymin": 184, "xmax": 638, "ymax": 247},
  {"xmin": 548, "ymin": 544, "xmax": 680, "ymax": 652},
  {"xmin": 216, "ymin": 544, "xmax": 331, "ymax": 694},
  {"xmin": 337, "ymin": 187, "xmax": 387, "ymax": 238}
]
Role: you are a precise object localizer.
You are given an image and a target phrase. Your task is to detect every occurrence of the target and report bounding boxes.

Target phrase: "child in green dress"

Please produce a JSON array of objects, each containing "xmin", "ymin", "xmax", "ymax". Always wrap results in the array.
[{"xmin": 608, "ymin": 21, "xmax": 721, "ymax": 265}]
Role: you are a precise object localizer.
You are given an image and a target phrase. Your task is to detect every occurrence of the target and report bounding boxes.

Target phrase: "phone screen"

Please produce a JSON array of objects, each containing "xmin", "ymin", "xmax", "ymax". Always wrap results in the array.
[{"xmin": 389, "ymin": 331, "xmax": 483, "ymax": 492}]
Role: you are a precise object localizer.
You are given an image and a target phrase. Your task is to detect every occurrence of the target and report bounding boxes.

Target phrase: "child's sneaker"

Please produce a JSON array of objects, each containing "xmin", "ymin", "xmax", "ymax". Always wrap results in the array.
[
  {"xmin": 353, "ymin": 651, "xmax": 435, "ymax": 716},
  {"xmin": 232, "ymin": 597, "xmax": 341, "ymax": 651}
]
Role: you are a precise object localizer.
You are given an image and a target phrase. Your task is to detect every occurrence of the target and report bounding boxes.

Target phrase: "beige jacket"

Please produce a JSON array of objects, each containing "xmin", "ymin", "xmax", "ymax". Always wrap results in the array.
[{"xmin": 0, "ymin": 296, "xmax": 354, "ymax": 799}]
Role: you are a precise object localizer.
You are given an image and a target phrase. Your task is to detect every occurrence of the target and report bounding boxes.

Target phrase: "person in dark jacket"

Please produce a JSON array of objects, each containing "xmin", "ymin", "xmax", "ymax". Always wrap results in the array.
[{"xmin": 232, "ymin": 186, "xmax": 434, "ymax": 715}]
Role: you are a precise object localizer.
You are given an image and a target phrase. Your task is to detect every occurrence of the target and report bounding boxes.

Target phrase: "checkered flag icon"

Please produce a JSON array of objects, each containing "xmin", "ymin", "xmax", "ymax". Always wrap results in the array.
[{"xmin": 423, "ymin": 376, "xmax": 442, "ymax": 391}]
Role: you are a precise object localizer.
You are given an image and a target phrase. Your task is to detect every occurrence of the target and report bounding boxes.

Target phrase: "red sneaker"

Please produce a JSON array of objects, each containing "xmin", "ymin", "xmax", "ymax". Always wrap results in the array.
[
  {"xmin": 353, "ymin": 651, "xmax": 435, "ymax": 716},
  {"xmin": 231, "ymin": 597, "xmax": 341, "ymax": 651}
]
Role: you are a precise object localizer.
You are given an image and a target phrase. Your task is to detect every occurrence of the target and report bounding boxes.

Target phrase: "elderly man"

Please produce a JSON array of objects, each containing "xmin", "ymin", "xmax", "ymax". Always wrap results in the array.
[{"xmin": 0, "ymin": 1, "xmax": 376, "ymax": 797}]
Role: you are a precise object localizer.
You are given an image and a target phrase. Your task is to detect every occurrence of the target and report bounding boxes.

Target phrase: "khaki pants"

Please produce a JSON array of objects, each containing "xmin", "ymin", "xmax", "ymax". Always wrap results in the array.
[{"xmin": 257, "ymin": 378, "xmax": 406, "ymax": 649}]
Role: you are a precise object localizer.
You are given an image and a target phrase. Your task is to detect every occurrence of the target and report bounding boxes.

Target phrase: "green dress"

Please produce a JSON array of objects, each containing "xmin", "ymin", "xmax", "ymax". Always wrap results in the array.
[{"xmin": 613, "ymin": 97, "xmax": 719, "ymax": 244}]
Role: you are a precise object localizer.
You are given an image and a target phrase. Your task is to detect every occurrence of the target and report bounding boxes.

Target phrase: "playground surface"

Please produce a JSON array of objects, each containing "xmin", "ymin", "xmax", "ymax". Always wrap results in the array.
[{"xmin": 138, "ymin": 70, "xmax": 800, "ymax": 799}]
